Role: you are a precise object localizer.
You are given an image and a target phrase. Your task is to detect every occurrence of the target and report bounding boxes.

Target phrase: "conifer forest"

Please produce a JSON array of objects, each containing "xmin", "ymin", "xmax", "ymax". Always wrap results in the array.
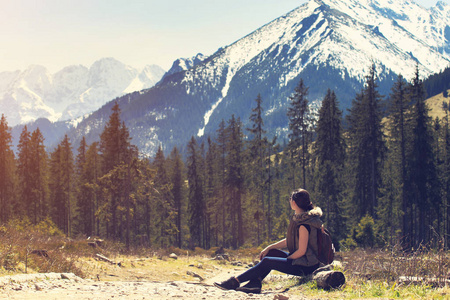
[{"xmin": 1, "ymin": 64, "xmax": 449, "ymax": 252}]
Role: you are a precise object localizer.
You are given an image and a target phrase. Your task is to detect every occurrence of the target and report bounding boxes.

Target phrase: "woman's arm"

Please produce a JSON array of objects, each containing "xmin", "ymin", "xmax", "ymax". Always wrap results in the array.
[
  {"xmin": 259, "ymin": 238, "xmax": 287, "ymax": 260},
  {"xmin": 287, "ymin": 225, "xmax": 309, "ymax": 260}
]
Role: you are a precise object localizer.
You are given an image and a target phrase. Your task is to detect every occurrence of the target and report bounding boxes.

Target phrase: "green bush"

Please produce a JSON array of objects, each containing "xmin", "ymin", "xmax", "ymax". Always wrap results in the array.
[
  {"xmin": 344, "ymin": 215, "xmax": 381, "ymax": 249},
  {"xmin": 34, "ymin": 218, "xmax": 64, "ymax": 237}
]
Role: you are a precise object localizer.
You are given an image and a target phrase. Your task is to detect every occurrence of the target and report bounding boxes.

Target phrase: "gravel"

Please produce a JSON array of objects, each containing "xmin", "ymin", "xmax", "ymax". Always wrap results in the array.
[{"xmin": 0, "ymin": 273, "xmax": 304, "ymax": 300}]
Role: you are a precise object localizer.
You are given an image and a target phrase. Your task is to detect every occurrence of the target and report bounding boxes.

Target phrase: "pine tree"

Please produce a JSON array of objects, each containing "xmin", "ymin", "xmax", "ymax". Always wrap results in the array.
[
  {"xmin": 205, "ymin": 137, "xmax": 220, "ymax": 247},
  {"xmin": 287, "ymin": 79, "xmax": 312, "ymax": 189},
  {"xmin": 123, "ymin": 145, "xmax": 138, "ymax": 249},
  {"xmin": 86, "ymin": 142, "xmax": 101, "ymax": 236},
  {"xmin": 346, "ymin": 64, "xmax": 386, "ymax": 219},
  {"xmin": 99, "ymin": 102, "xmax": 132, "ymax": 239},
  {"xmin": 443, "ymin": 102, "xmax": 450, "ymax": 249},
  {"xmin": 247, "ymin": 94, "xmax": 267, "ymax": 244},
  {"xmin": 100, "ymin": 102, "xmax": 122, "ymax": 238},
  {"xmin": 226, "ymin": 115, "xmax": 245, "ymax": 248},
  {"xmin": 47, "ymin": 135, "xmax": 74, "ymax": 236},
  {"xmin": 380, "ymin": 74, "xmax": 410, "ymax": 244},
  {"xmin": 29, "ymin": 128, "xmax": 48, "ymax": 224},
  {"xmin": 17, "ymin": 126, "xmax": 32, "ymax": 218},
  {"xmin": 133, "ymin": 158, "xmax": 156, "ymax": 247},
  {"xmin": 49, "ymin": 135, "xmax": 75, "ymax": 235},
  {"xmin": 407, "ymin": 66, "xmax": 440, "ymax": 246},
  {"xmin": 153, "ymin": 146, "xmax": 175, "ymax": 247},
  {"xmin": 62, "ymin": 135, "xmax": 74, "ymax": 235},
  {"xmin": 216, "ymin": 119, "xmax": 227, "ymax": 246},
  {"xmin": 0, "ymin": 115, "xmax": 16, "ymax": 223},
  {"xmin": 199, "ymin": 141, "xmax": 210, "ymax": 248},
  {"xmin": 75, "ymin": 137, "xmax": 94, "ymax": 236},
  {"xmin": 187, "ymin": 136, "xmax": 206, "ymax": 248},
  {"xmin": 49, "ymin": 145, "xmax": 63, "ymax": 230},
  {"xmin": 314, "ymin": 89, "xmax": 345, "ymax": 243},
  {"xmin": 168, "ymin": 146, "xmax": 186, "ymax": 248},
  {"xmin": 265, "ymin": 136, "xmax": 279, "ymax": 241}
]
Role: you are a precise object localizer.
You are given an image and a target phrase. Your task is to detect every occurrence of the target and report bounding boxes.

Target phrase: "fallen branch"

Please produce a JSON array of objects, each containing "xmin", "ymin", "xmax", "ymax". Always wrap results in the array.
[
  {"xmin": 95, "ymin": 254, "xmax": 116, "ymax": 265},
  {"xmin": 31, "ymin": 249, "xmax": 49, "ymax": 258},
  {"xmin": 398, "ymin": 276, "xmax": 450, "ymax": 288}
]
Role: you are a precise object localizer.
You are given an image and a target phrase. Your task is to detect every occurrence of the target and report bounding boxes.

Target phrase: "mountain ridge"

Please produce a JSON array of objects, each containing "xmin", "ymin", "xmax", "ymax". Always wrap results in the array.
[
  {"xmin": 10, "ymin": 0, "xmax": 450, "ymax": 157},
  {"xmin": 0, "ymin": 58, "xmax": 165, "ymax": 127}
]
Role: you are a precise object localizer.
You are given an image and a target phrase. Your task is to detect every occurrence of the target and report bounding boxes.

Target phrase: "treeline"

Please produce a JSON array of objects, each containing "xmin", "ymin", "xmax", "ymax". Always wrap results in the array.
[
  {"xmin": 0, "ymin": 64, "xmax": 449, "ymax": 251},
  {"xmin": 424, "ymin": 65, "xmax": 450, "ymax": 98}
]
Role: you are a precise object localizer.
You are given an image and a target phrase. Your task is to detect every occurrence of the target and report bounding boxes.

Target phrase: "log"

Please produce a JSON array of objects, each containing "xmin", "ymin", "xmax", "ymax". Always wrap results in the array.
[
  {"xmin": 95, "ymin": 253, "xmax": 116, "ymax": 265},
  {"xmin": 31, "ymin": 250, "xmax": 49, "ymax": 258},
  {"xmin": 313, "ymin": 270, "xmax": 346, "ymax": 290},
  {"xmin": 87, "ymin": 238, "xmax": 104, "ymax": 248}
]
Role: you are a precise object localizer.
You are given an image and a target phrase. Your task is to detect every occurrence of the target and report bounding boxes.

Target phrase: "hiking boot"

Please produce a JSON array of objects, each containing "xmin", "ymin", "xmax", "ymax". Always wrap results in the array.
[
  {"xmin": 214, "ymin": 276, "xmax": 240, "ymax": 290},
  {"xmin": 236, "ymin": 279, "xmax": 262, "ymax": 294}
]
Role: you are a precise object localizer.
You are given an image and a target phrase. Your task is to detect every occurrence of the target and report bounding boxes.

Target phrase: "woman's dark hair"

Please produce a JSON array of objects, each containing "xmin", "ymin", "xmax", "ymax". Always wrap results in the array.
[{"xmin": 291, "ymin": 189, "xmax": 313, "ymax": 211}]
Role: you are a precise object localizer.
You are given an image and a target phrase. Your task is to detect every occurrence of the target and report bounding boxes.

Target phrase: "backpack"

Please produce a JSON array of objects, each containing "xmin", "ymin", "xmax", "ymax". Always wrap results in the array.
[{"xmin": 317, "ymin": 225, "xmax": 335, "ymax": 265}]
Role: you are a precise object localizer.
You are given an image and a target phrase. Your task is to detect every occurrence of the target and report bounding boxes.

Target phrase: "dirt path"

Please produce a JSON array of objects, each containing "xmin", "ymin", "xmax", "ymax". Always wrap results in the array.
[{"xmin": 0, "ymin": 272, "xmax": 306, "ymax": 300}]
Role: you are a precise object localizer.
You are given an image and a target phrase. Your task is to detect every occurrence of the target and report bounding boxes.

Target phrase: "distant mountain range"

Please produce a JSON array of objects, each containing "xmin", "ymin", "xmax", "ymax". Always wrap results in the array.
[
  {"xmin": 9, "ymin": 0, "xmax": 450, "ymax": 157},
  {"xmin": 0, "ymin": 58, "xmax": 165, "ymax": 126}
]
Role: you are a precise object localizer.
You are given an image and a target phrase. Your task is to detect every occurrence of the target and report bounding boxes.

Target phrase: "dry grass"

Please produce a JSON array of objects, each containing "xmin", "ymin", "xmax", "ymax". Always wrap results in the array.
[
  {"xmin": 426, "ymin": 91, "xmax": 450, "ymax": 121},
  {"xmin": 0, "ymin": 219, "xmax": 94, "ymax": 277},
  {"xmin": 0, "ymin": 221, "xmax": 257, "ymax": 284},
  {"xmin": 1, "ymin": 221, "xmax": 449, "ymax": 299},
  {"xmin": 77, "ymin": 246, "xmax": 261, "ymax": 282},
  {"xmin": 341, "ymin": 245, "xmax": 450, "ymax": 285}
]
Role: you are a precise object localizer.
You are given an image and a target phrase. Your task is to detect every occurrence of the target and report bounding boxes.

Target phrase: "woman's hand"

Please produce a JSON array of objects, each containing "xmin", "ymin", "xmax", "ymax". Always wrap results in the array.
[
  {"xmin": 259, "ymin": 238, "xmax": 287, "ymax": 260},
  {"xmin": 259, "ymin": 247, "xmax": 270, "ymax": 260}
]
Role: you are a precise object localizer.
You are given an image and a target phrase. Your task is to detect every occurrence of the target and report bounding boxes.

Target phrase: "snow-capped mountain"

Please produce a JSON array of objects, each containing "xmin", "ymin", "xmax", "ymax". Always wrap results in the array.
[
  {"xmin": 0, "ymin": 58, "xmax": 165, "ymax": 126},
  {"xmin": 13, "ymin": 0, "xmax": 450, "ymax": 156}
]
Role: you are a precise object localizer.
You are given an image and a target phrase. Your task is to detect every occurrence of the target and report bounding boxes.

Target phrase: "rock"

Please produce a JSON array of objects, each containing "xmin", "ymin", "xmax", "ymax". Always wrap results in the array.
[
  {"xmin": 60, "ymin": 273, "xmax": 70, "ymax": 280},
  {"xmin": 169, "ymin": 253, "xmax": 178, "ymax": 259},
  {"xmin": 215, "ymin": 247, "xmax": 225, "ymax": 255},
  {"xmin": 332, "ymin": 260, "xmax": 343, "ymax": 269},
  {"xmin": 274, "ymin": 294, "xmax": 289, "ymax": 300},
  {"xmin": 186, "ymin": 271, "xmax": 204, "ymax": 281},
  {"xmin": 31, "ymin": 249, "xmax": 49, "ymax": 258}
]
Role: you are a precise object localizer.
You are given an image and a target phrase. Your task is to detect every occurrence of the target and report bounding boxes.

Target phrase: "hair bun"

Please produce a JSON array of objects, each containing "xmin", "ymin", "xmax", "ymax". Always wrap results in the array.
[{"xmin": 292, "ymin": 189, "xmax": 313, "ymax": 211}]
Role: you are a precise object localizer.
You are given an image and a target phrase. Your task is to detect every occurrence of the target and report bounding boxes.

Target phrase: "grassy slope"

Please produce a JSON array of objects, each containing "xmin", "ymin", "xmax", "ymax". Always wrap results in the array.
[{"xmin": 426, "ymin": 91, "xmax": 450, "ymax": 120}]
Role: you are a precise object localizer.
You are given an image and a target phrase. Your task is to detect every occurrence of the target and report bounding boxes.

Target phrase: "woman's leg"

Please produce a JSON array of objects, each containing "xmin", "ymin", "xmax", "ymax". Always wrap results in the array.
[
  {"xmin": 237, "ymin": 249, "xmax": 288, "ymax": 283},
  {"xmin": 237, "ymin": 251, "xmax": 308, "ymax": 284},
  {"xmin": 264, "ymin": 249, "xmax": 289, "ymax": 258}
]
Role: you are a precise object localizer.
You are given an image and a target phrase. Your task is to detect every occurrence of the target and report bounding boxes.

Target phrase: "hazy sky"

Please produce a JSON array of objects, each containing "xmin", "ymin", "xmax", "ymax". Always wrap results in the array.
[{"xmin": 0, "ymin": 0, "xmax": 446, "ymax": 73}]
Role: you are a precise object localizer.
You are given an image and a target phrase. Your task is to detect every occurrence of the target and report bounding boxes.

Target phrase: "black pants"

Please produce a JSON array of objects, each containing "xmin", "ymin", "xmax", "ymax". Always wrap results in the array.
[{"xmin": 236, "ymin": 249, "xmax": 318, "ymax": 283}]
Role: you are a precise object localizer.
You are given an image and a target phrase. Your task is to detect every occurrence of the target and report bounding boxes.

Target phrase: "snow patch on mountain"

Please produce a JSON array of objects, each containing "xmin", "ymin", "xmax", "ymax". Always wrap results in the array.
[{"xmin": 164, "ymin": 53, "xmax": 207, "ymax": 80}]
